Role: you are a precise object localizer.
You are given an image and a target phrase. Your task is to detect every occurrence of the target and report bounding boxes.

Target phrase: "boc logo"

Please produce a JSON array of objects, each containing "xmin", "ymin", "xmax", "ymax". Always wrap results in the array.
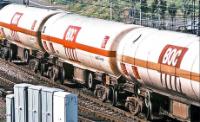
[
  {"xmin": 158, "ymin": 44, "xmax": 188, "ymax": 91},
  {"xmin": 159, "ymin": 45, "xmax": 188, "ymax": 68}
]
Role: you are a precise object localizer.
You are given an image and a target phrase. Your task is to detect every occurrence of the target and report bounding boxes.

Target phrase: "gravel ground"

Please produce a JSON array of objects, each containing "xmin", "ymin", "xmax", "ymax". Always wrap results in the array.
[{"xmin": 0, "ymin": 97, "xmax": 5, "ymax": 122}]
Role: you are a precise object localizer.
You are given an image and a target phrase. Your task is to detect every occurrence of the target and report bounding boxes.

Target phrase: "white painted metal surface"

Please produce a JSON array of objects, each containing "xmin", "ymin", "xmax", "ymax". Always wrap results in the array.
[
  {"xmin": 14, "ymin": 83, "xmax": 32, "ymax": 122},
  {"xmin": 0, "ymin": 4, "xmax": 59, "ymax": 50},
  {"xmin": 0, "ymin": 3, "xmax": 199, "ymax": 110},
  {"xmin": 41, "ymin": 87, "xmax": 63, "ymax": 122},
  {"xmin": 42, "ymin": 13, "xmax": 138, "ymax": 75},
  {"xmin": 28, "ymin": 85, "xmax": 43, "ymax": 122},
  {"xmin": 6, "ymin": 94, "xmax": 15, "ymax": 122},
  {"xmin": 53, "ymin": 92, "xmax": 78, "ymax": 122},
  {"xmin": 117, "ymin": 27, "xmax": 200, "ymax": 103}
]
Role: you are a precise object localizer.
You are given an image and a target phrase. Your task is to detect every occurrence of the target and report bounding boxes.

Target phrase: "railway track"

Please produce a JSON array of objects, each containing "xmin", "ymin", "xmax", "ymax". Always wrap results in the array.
[
  {"xmin": 0, "ymin": 76, "xmax": 15, "ymax": 89},
  {"xmin": 0, "ymin": 59, "xmax": 147, "ymax": 122}
]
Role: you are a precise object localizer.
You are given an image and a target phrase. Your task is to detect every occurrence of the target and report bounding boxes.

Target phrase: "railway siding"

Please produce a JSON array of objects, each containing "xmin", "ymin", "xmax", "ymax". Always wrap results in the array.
[{"xmin": 0, "ymin": 59, "xmax": 146, "ymax": 122}]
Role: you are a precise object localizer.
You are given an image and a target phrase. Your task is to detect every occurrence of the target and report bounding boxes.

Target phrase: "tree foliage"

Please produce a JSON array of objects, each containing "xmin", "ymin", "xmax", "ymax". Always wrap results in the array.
[
  {"xmin": 168, "ymin": 3, "xmax": 177, "ymax": 18},
  {"xmin": 159, "ymin": 0, "xmax": 167, "ymax": 19},
  {"xmin": 182, "ymin": 4, "xmax": 193, "ymax": 16},
  {"xmin": 151, "ymin": 0, "xmax": 158, "ymax": 14},
  {"xmin": 141, "ymin": 0, "xmax": 148, "ymax": 13}
]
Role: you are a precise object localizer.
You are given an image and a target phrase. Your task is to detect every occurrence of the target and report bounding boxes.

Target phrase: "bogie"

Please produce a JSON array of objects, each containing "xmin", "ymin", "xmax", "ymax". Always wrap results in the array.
[{"xmin": 94, "ymin": 84, "xmax": 107, "ymax": 102}]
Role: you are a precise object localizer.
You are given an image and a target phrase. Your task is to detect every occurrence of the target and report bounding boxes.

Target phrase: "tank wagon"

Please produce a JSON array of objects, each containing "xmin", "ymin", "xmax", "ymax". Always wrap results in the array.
[
  {"xmin": 0, "ymin": 4, "xmax": 199, "ymax": 121},
  {"xmin": 0, "ymin": 4, "xmax": 59, "ymax": 62}
]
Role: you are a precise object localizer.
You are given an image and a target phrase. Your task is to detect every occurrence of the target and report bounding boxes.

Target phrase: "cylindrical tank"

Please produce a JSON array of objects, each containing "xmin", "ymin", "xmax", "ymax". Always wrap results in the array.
[
  {"xmin": 41, "ymin": 13, "xmax": 139, "ymax": 75},
  {"xmin": 0, "ymin": 4, "xmax": 59, "ymax": 50},
  {"xmin": 117, "ymin": 27, "xmax": 200, "ymax": 104}
]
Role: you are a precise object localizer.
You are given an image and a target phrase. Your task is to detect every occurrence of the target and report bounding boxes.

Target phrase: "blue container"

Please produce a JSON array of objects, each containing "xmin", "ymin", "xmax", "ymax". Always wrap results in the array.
[{"xmin": 53, "ymin": 92, "xmax": 78, "ymax": 122}]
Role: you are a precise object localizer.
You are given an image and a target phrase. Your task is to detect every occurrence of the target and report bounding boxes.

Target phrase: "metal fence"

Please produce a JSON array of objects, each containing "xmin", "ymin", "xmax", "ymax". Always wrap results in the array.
[
  {"xmin": 50, "ymin": 0, "xmax": 199, "ymax": 34},
  {"xmin": 6, "ymin": 0, "xmax": 200, "ymax": 34}
]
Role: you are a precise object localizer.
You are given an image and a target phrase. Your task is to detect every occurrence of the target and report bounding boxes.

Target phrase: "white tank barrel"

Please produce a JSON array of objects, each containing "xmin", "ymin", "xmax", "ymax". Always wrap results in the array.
[
  {"xmin": 117, "ymin": 28, "xmax": 200, "ymax": 104},
  {"xmin": 0, "ymin": 4, "xmax": 59, "ymax": 50},
  {"xmin": 41, "ymin": 13, "xmax": 138, "ymax": 75}
]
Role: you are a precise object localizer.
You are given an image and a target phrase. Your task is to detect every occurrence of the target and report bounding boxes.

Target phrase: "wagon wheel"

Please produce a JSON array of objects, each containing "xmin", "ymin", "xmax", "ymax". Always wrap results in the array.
[
  {"xmin": 40, "ymin": 63, "xmax": 46, "ymax": 76},
  {"xmin": 24, "ymin": 49, "xmax": 29, "ymax": 63},
  {"xmin": 9, "ymin": 45, "xmax": 17, "ymax": 61},
  {"xmin": 94, "ymin": 85, "xmax": 107, "ymax": 102},
  {"xmin": 59, "ymin": 67, "xmax": 65, "ymax": 84},
  {"xmin": 0, "ymin": 47, "xmax": 9, "ymax": 60},
  {"xmin": 109, "ymin": 87, "xmax": 118, "ymax": 106},
  {"xmin": 48, "ymin": 66, "xmax": 59, "ymax": 82},
  {"xmin": 126, "ymin": 97, "xmax": 142, "ymax": 116},
  {"xmin": 87, "ymin": 72, "xmax": 95, "ymax": 90},
  {"xmin": 29, "ymin": 59, "xmax": 39, "ymax": 72},
  {"xmin": 8, "ymin": 48, "xmax": 14, "ymax": 61},
  {"xmin": 144, "ymin": 91, "xmax": 153, "ymax": 120}
]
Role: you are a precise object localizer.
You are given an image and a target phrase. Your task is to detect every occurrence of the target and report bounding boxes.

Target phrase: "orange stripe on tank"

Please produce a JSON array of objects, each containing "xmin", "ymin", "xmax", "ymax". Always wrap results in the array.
[
  {"xmin": 41, "ymin": 34, "xmax": 116, "ymax": 57},
  {"xmin": 0, "ymin": 21, "xmax": 116, "ymax": 57},
  {"xmin": 120, "ymin": 55, "xmax": 200, "ymax": 82},
  {"xmin": 0, "ymin": 22, "xmax": 37, "ymax": 36}
]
